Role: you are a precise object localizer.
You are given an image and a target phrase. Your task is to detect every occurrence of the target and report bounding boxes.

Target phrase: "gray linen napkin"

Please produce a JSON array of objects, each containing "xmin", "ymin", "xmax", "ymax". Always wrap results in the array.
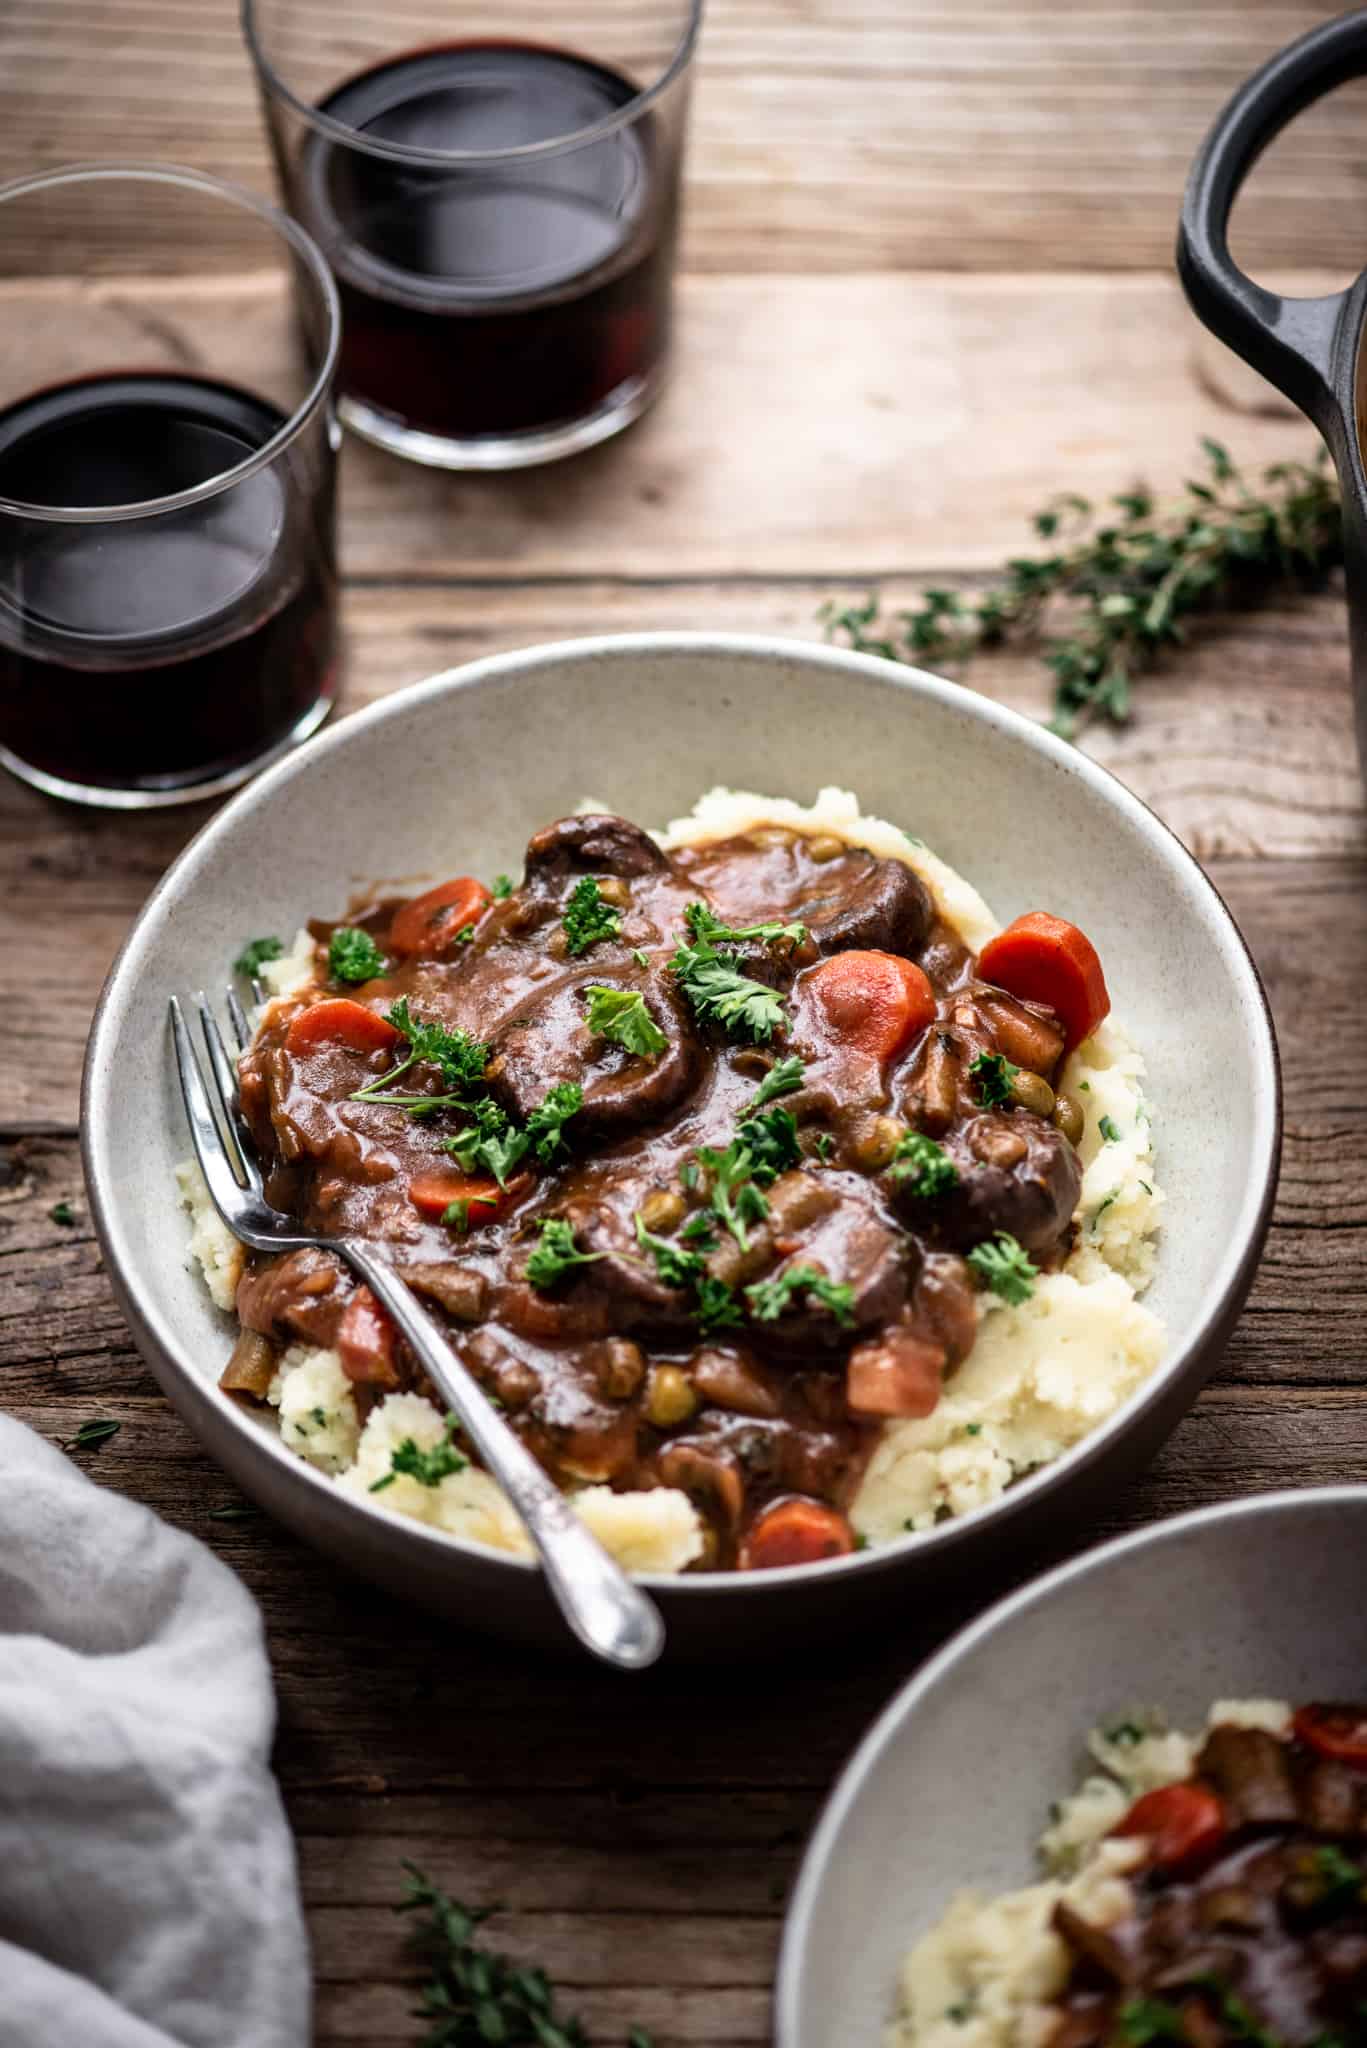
[{"xmin": 0, "ymin": 1415, "xmax": 309, "ymax": 2046}]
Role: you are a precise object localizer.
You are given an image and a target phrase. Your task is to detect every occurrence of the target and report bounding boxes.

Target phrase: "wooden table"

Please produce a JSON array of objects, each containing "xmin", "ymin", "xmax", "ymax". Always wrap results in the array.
[{"xmin": 5, "ymin": 4, "xmax": 1367, "ymax": 2040}]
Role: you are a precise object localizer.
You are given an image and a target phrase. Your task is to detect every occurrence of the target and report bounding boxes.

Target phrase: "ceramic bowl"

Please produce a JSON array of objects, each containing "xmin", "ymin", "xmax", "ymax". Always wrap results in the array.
[
  {"xmin": 776, "ymin": 1486, "xmax": 1367, "ymax": 2046},
  {"xmin": 82, "ymin": 634, "xmax": 1280, "ymax": 1657}
]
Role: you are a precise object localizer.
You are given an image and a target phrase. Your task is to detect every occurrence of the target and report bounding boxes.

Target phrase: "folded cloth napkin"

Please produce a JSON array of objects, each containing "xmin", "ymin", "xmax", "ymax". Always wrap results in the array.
[{"xmin": 0, "ymin": 1415, "xmax": 309, "ymax": 2047}]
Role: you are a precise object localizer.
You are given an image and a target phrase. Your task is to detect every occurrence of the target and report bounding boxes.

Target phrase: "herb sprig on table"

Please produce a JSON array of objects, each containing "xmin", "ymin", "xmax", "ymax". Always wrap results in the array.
[
  {"xmin": 398, "ymin": 1863, "xmax": 654, "ymax": 2048},
  {"xmin": 823, "ymin": 440, "xmax": 1342, "ymax": 738}
]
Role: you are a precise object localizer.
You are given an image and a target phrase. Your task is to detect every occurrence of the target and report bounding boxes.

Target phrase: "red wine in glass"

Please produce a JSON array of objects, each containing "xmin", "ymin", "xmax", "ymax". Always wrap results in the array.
[
  {"xmin": 296, "ymin": 42, "xmax": 679, "ymax": 446},
  {"xmin": 0, "ymin": 371, "xmax": 338, "ymax": 797}
]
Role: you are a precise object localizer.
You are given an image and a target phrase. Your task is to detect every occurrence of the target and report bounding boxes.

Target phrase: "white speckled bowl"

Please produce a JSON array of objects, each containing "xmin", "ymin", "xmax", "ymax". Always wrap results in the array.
[
  {"xmin": 777, "ymin": 1486, "xmax": 1367, "ymax": 2047},
  {"xmin": 82, "ymin": 635, "xmax": 1279, "ymax": 1656}
]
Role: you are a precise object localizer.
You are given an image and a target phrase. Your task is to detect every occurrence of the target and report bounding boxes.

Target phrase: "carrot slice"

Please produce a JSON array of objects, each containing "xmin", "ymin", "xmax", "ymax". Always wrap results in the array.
[
  {"xmin": 1112, "ymin": 1782, "xmax": 1226, "ymax": 1875},
  {"xmin": 1293, "ymin": 1703, "xmax": 1367, "ymax": 1765},
  {"xmin": 337, "ymin": 1285, "xmax": 400, "ymax": 1388},
  {"xmin": 389, "ymin": 877, "xmax": 493, "ymax": 959},
  {"xmin": 408, "ymin": 1170, "xmax": 508, "ymax": 1227},
  {"xmin": 285, "ymin": 997, "xmax": 401, "ymax": 1057},
  {"xmin": 977, "ymin": 913, "xmax": 1109, "ymax": 1053},
  {"xmin": 740, "ymin": 1497, "xmax": 855, "ymax": 1570},
  {"xmin": 804, "ymin": 950, "xmax": 935, "ymax": 1062}
]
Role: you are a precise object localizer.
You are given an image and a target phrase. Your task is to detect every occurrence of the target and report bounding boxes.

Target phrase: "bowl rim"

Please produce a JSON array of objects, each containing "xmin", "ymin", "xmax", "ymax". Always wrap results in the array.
[
  {"xmin": 81, "ymin": 630, "xmax": 1282, "ymax": 1597},
  {"xmin": 773, "ymin": 1483, "xmax": 1367, "ymax": 2044}
]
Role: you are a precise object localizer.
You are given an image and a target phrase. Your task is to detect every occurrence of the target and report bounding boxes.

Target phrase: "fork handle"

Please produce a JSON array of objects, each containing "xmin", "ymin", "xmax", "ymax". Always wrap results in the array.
[{"xmin": 337, "ymin": 1241, "xmax": 665, "ymax": 1672}]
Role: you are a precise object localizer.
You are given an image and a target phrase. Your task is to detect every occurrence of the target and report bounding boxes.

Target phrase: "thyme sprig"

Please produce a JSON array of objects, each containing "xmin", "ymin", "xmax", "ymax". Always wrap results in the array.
[{"xmin": 823, "ymin": 440, "xmax": 1341, "ymax": 738}]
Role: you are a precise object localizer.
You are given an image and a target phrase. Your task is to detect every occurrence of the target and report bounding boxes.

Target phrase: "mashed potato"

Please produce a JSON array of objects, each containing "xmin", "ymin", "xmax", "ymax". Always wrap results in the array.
[
  {"xmin": 178, "ymin": 787, "xmax": 1165, "ymax": 1574},
  {"xmin": 889, "ymin": 1700, "xmax": 1291, "ymax": 2048}
]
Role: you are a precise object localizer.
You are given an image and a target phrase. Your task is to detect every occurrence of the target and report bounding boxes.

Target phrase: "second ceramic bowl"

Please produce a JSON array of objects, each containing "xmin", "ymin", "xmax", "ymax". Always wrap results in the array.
[{"xmin": 82, "ymin": 635, "xmax": 1280, "ymax": 1656}]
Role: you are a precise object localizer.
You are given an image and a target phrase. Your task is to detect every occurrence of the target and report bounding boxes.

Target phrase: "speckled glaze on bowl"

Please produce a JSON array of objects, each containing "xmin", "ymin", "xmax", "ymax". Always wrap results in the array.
[
  {"xmin": 777, "ymin": 1486, "xmax": 1367, "ymax": 2047},
  {"xmin": 82, "ymin": 634, "xmax": 1280, "ymax": 1657}
]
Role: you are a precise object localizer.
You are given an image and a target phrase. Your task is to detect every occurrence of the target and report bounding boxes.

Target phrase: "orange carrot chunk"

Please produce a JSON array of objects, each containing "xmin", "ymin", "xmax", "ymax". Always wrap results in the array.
[
  {"xmin": 407, "ymin": 1170, "xmax": 507, "ymax": 1227},
  {"xmin": 977, "ymin": 913, "xmax": 1109, "ymax": 1053},
  {"xmin": 1293, "ymin": 1703, "xmax": 1367, "ymax": 1766},
  {"xmin": 336, "ymin": 1285, "xmax": 401, "ymax": 1387},
  {"xmin": 284, "ymin": 997, "xmax": 402, "ymax": 1057},
  {"xmin": 739, "ymin": 1497, "xmax": 855, "ymax": 1570},
  {"xmin": 804, "ymin": 950, "xmax": 936, "ymax": 1062},
  {"xmin": 389, "ymin": 877, "xmax": 493, "ymax": 959},
  {"xmin": 1112, "ymin": 1782, "xmax": 1227, "ymax": 1875}
]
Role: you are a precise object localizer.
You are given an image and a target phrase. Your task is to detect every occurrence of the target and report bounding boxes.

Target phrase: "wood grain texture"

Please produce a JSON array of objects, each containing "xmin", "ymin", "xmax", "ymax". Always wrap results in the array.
[{"xmin": 7, "ymin": 1, "xmax": 1367, "ymax": 276}]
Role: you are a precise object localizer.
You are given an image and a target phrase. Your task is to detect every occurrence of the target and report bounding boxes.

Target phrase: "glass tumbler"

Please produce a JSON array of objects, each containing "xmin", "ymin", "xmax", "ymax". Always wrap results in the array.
[
  {"xmin": 0, "ymin": 163, "xmax": 341, "ymax": 809},
  {"xmin": 243, "ymin": 0, "xmax": 704, "ymax": 470}
]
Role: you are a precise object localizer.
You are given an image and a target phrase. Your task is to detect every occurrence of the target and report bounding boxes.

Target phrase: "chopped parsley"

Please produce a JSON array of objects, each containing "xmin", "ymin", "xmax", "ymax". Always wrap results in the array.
[
  {"xmin": 234, "ymin": 934, "xmax": 283, "ymax": 979},
  {"xmin": 670, "ymin": 919, "xmax": 788, "ymax": 1045},
  {"xmin": 526, "ymin": 1218, "xmax": 604, "ymax": 1291},
  {"xmin": 1307, "ymin": 1843, "xmax": 1363, "ymax": 1913},
  {"xmin": 49, "ymin": 1199, "xmax": 75, "ymax": 1226},
  {"xmin": 745, "ymin": 1264, "xmax": 855, "ymax": 1329},
  {"xmin": 697, "ymin": 1274, "xmax": 745, "ymax": 1333},
  {"xmin": 1099, "ymin": 1113, "xmax": 1122, "ymax": 1142},
  {"xmin": 441, "ymin": 1198, "xmax": 471, "ymax": 1233},
  {"xmin": 736, "ymin": 1105, "xmax": 802, "ymax": 1181},
  {"xmin": 491, "ymin": 873, "xmax": 513, "ymax": 899},
  {"xmin": 966, "ymin": 1231, "xmax": 1038, "ymax": 1304},
  {"xmin": 524, "ymin": 1082, "xmax": 584, "ymax": 1163},
  {"xmin": 963, "ymin": 1422, "xmax": 982, "ymax": 1437},
  {"xmin": 351, "ymin": 998, "xmax": 489, "ymax": 1111},
  {"xmin": 563, "ymin": 875, "xmax": 623, "ymax": 956},
  {"xmin": 969, "ymin": 1049, "xmax": 1019, "ymax": 1107},
  {"xmin": 369, "ymin": 1417, "xmax": 468, "ymax": 1492},
  {"xmin": 582, "ymin": 984, "xmax": 667, "ymax": 1058},
  {"xmin": 328, "ymin": 926, "xmax": 386, "ymax": 984},
  {"xmin": 682, "ymin": 900, "xmax": 807, "ymax": 948},
  {"xmin": 1139, "ymin": 1179, "xmax": 1153, "ymax": 1196},
  {"xmin": 439, "ymin": 1097, "xmax": 527, "ymax": 1187},
  {"xmin": 1091, "ymin": 1189, "xmax": 1120, "ymax": 1235},
  {"xmin": 696, "ymin": 1138, "xmax": 772, "ymax": 1251},
  {"xmin": 634, "ymin": 1214, "xmax": 707, "ymax": 1290},
  {"xmin": 811, "ymin": 1131, "xmax": 836, "ymax": 1162},
  {"xmin": 888, "ymin": 1130, "xmax": 958, "ymax": 1199},
  {"xmin": 1105, "ymin": 1719, "xmax": 1147, "ymax": 1747},
  {"xmin": 749, "ymin": 1053, "xmax": 805, "ymax": 1109},
  {"xmin": 1113, "ymin": 1999, "xmax": 1188, "ymax": 2047}
]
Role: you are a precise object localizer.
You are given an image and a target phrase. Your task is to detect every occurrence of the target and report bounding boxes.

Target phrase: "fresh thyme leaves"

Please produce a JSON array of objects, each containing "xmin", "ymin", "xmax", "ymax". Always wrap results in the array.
[
  {"xmin": 967, "ymin": 1231, "xmax": 1039, "ymax": 1305},
  {"xmin": 524, "ymin": 1082, "xmax": 584, "ymax": 1164},
  {"xmin": 369, "ymin": 1417, "xmax": 468, "ymax": 1493},
  {"xmin": 823, "ymin": 440, "xmax": 1342, "ymax": 739},
  {"xmin": 491, "ymin": 873, "xmax": 514, "ymax": 899},
  {"xmin": 49, "ymin": 1199, "xmax": 75, "ymax": 1226},
  {"xmin": 888, "ymin": 1131, "xmax": 959, "ymax": 1199},
  {"xmin": 745, "ymin": 1265, "xmax": 856, "ymax": 1328},
  {"xmin": 582, "ymin": 985, "xmax": 667, "ymax": 1058},
  {"xmin": 671, "ymin": 939, "xmax": 787, "ymax": 1044},
  {"xmin": 397, "ymin": 1862, "xmax": 653, "ymax": 2048},
  {"xmin": 683, "ymin": 900, "xmax": 807, "ymax": 948},
  {"xmin": 350, "ymin": 997, "xmax": 489, "ymax": 1113},
  {"xmin": 969, "ymin": 1050, "xmax": 1019, "ymax": 1108},
  {"xmin": 234, "ymin": 935, "xmax": 283, "ymax": 979},
  {"xmin": 328, "ymin": 926, "xmax": 386, "ymax": 984},
  {"xmin": 749, "ymin": 1054, "xmax": 806, "ymax": 1109},
  {"xmin": 563, "ymin": 875, "xmax": 622, "ymax": 956},
  {"xmin": 634, "ymin": 1213, "xmax": 707, "ymax": 1290},
  {"xmin": 526, "ymin": 1218, "xmax": 604, "ymax": 1291},
  {"xmin": 1099, "ymin": 1114, "xmax": 1122, "ymax": 1142},
  {"xmin": 61, "ymin": 1417, "xmax": 120, "ymax": 1453}
]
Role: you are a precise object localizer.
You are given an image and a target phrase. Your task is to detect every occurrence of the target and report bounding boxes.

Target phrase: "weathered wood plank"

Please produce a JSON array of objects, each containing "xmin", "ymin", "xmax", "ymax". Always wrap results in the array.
[{"xmin": 6, "ymin": 1, "xmax": 1367, "ymax": 276}]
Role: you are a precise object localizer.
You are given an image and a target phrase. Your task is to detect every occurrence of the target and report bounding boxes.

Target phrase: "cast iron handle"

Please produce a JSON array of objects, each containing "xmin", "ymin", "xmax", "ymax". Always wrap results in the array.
[{"xmin": 1177, "ymin": 7, "xmax": 1367, "ymax": 429}]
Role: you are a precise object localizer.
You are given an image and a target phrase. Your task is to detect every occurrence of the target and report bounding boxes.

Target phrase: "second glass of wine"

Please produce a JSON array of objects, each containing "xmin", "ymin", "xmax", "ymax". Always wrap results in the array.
[{"xmin": 244, "ymin": 0, "xmax": 704, "ymax": 470}]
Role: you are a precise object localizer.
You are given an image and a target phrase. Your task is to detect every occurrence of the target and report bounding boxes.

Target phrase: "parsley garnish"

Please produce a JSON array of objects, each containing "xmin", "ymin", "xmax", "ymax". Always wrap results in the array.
[
  {"xmin": 811, "ymin": 1131, "xmax": 836, "ymax": 1162},
  {"xmin": 967, "ymin": 1231, "xmax": 1038, "ymax": 1304},
  {"xmin": 750, "ymin": 1054, "xmax": 805, "ymax": 1109},
  {"xmin": 697, "ymin": 1274, "xmax": 744, "ymax": 1333},
  {"xmin": 60, "ymin": 1417, "xmax": 121, "ymax": 1453},
  {"xmin": 1105, "ymin": 1719, "xmax": 1146, "ymax": 1746},
  {"xmin": 397, "ymin": 1863, "xmax": 654, "ymax": 2048},
  {"xmin": 682, "ymin": 900, "xmax": 807, "ymax": 948},
  {"xmin": 1307, "ymin": 1844, "xmax": 1363, "ymax": 1913},
  {"xmin": 696, "ymin": 1138, "xmax": 771, "ymax": 1251},
  {"xmin": 634, "ymin": 1214, "xmax": 707, "ymax": 1289},
  {"xmin": 969, "ymin": 1050, "xmax": 1019, "ymax": 1107},
  {"xmin": 491, "ymin": 873, "xmax": 513, "ymax": 899},
  {"xmin": 671, "ymin": 938, "xmax": 787, "ymax": 1044},
  {"xmin": 439, "ymin": 1097, "xmax": 526, "ymax": 1187},
  {"xmin": 49, "ymin": 1199, "xmax": 75, "ymax": 1226},
  {"xmin": 351, "ymin": 998, "xmax": 489, "ymax": 1112},
  {"xmin": 369, "ymin": 1417, "xmax": 468, "ymax": 1492},
  {"xmin": 234, "ymin": 934, "xmax": 283, "ymax": 979},
  {"xmin": 632, "ymin": 947, "xmax": 650, "ymax": 968},
  {"xmin": 888, "ymin": 1131, "xmax": 958, "ymax": 1199},
  {"xmin": 583, "ymin": 985, "xmax": 667, "ymax": 1059},
  {"xmin": 441, "ymin": 1198, "xmax": 471, "ymax": 1233},
  {"xmin": 563, "ymin": 876, "xmax": 622, "ymax": 956},
  {"xmin": 526, "ymin": 1219, "xmax": 604, "ymax": 1292},
  {"xmin": 1113, "ymin": 1999, "xmax": 1188, "ymax": 2047},
  {"xmin": 632, "ymin": 1217, "xmax": 742, "ymax": 1332},
  {"xmin": 745, "ymin": 1265, "xmax": 856, "ymax": 1328},
  {"xmin": 328, "ymin": 926, "xmax": 386, "ymax": 984},
  {"xmin": 1099, "ymin": 1113, "xmax": 1122, "ymax": 1142},
  {"xmin": 525, "ymin": 1082, "xmax": 584, "ymax": 1163},
  {"xmin": 736, "ymin": 1105, "xmax": 801, "ymax": 1181}
]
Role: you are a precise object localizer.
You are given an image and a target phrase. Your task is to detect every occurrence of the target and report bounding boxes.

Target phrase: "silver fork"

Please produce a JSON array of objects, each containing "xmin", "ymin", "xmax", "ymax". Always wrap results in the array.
[{"xmin": 170, "ymin": 991, "xmax": 665, "ymax": 1672}]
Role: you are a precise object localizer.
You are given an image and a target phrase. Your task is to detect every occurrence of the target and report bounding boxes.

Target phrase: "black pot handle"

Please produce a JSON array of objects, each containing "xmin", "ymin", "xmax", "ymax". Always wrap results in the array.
[{"xmin": 1177, "ymin": 6, "xmax": 1367, "ymax": 428}]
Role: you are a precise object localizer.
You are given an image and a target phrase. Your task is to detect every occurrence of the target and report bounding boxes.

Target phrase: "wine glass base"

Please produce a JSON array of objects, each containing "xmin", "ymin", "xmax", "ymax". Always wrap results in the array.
[
  {"xmin": 0, "ymin": 689, "xmax": 336, "ymax": 811},
  {"xmin": 338, "ymin": 362, "xmax": 666, "ymax": 471}
]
